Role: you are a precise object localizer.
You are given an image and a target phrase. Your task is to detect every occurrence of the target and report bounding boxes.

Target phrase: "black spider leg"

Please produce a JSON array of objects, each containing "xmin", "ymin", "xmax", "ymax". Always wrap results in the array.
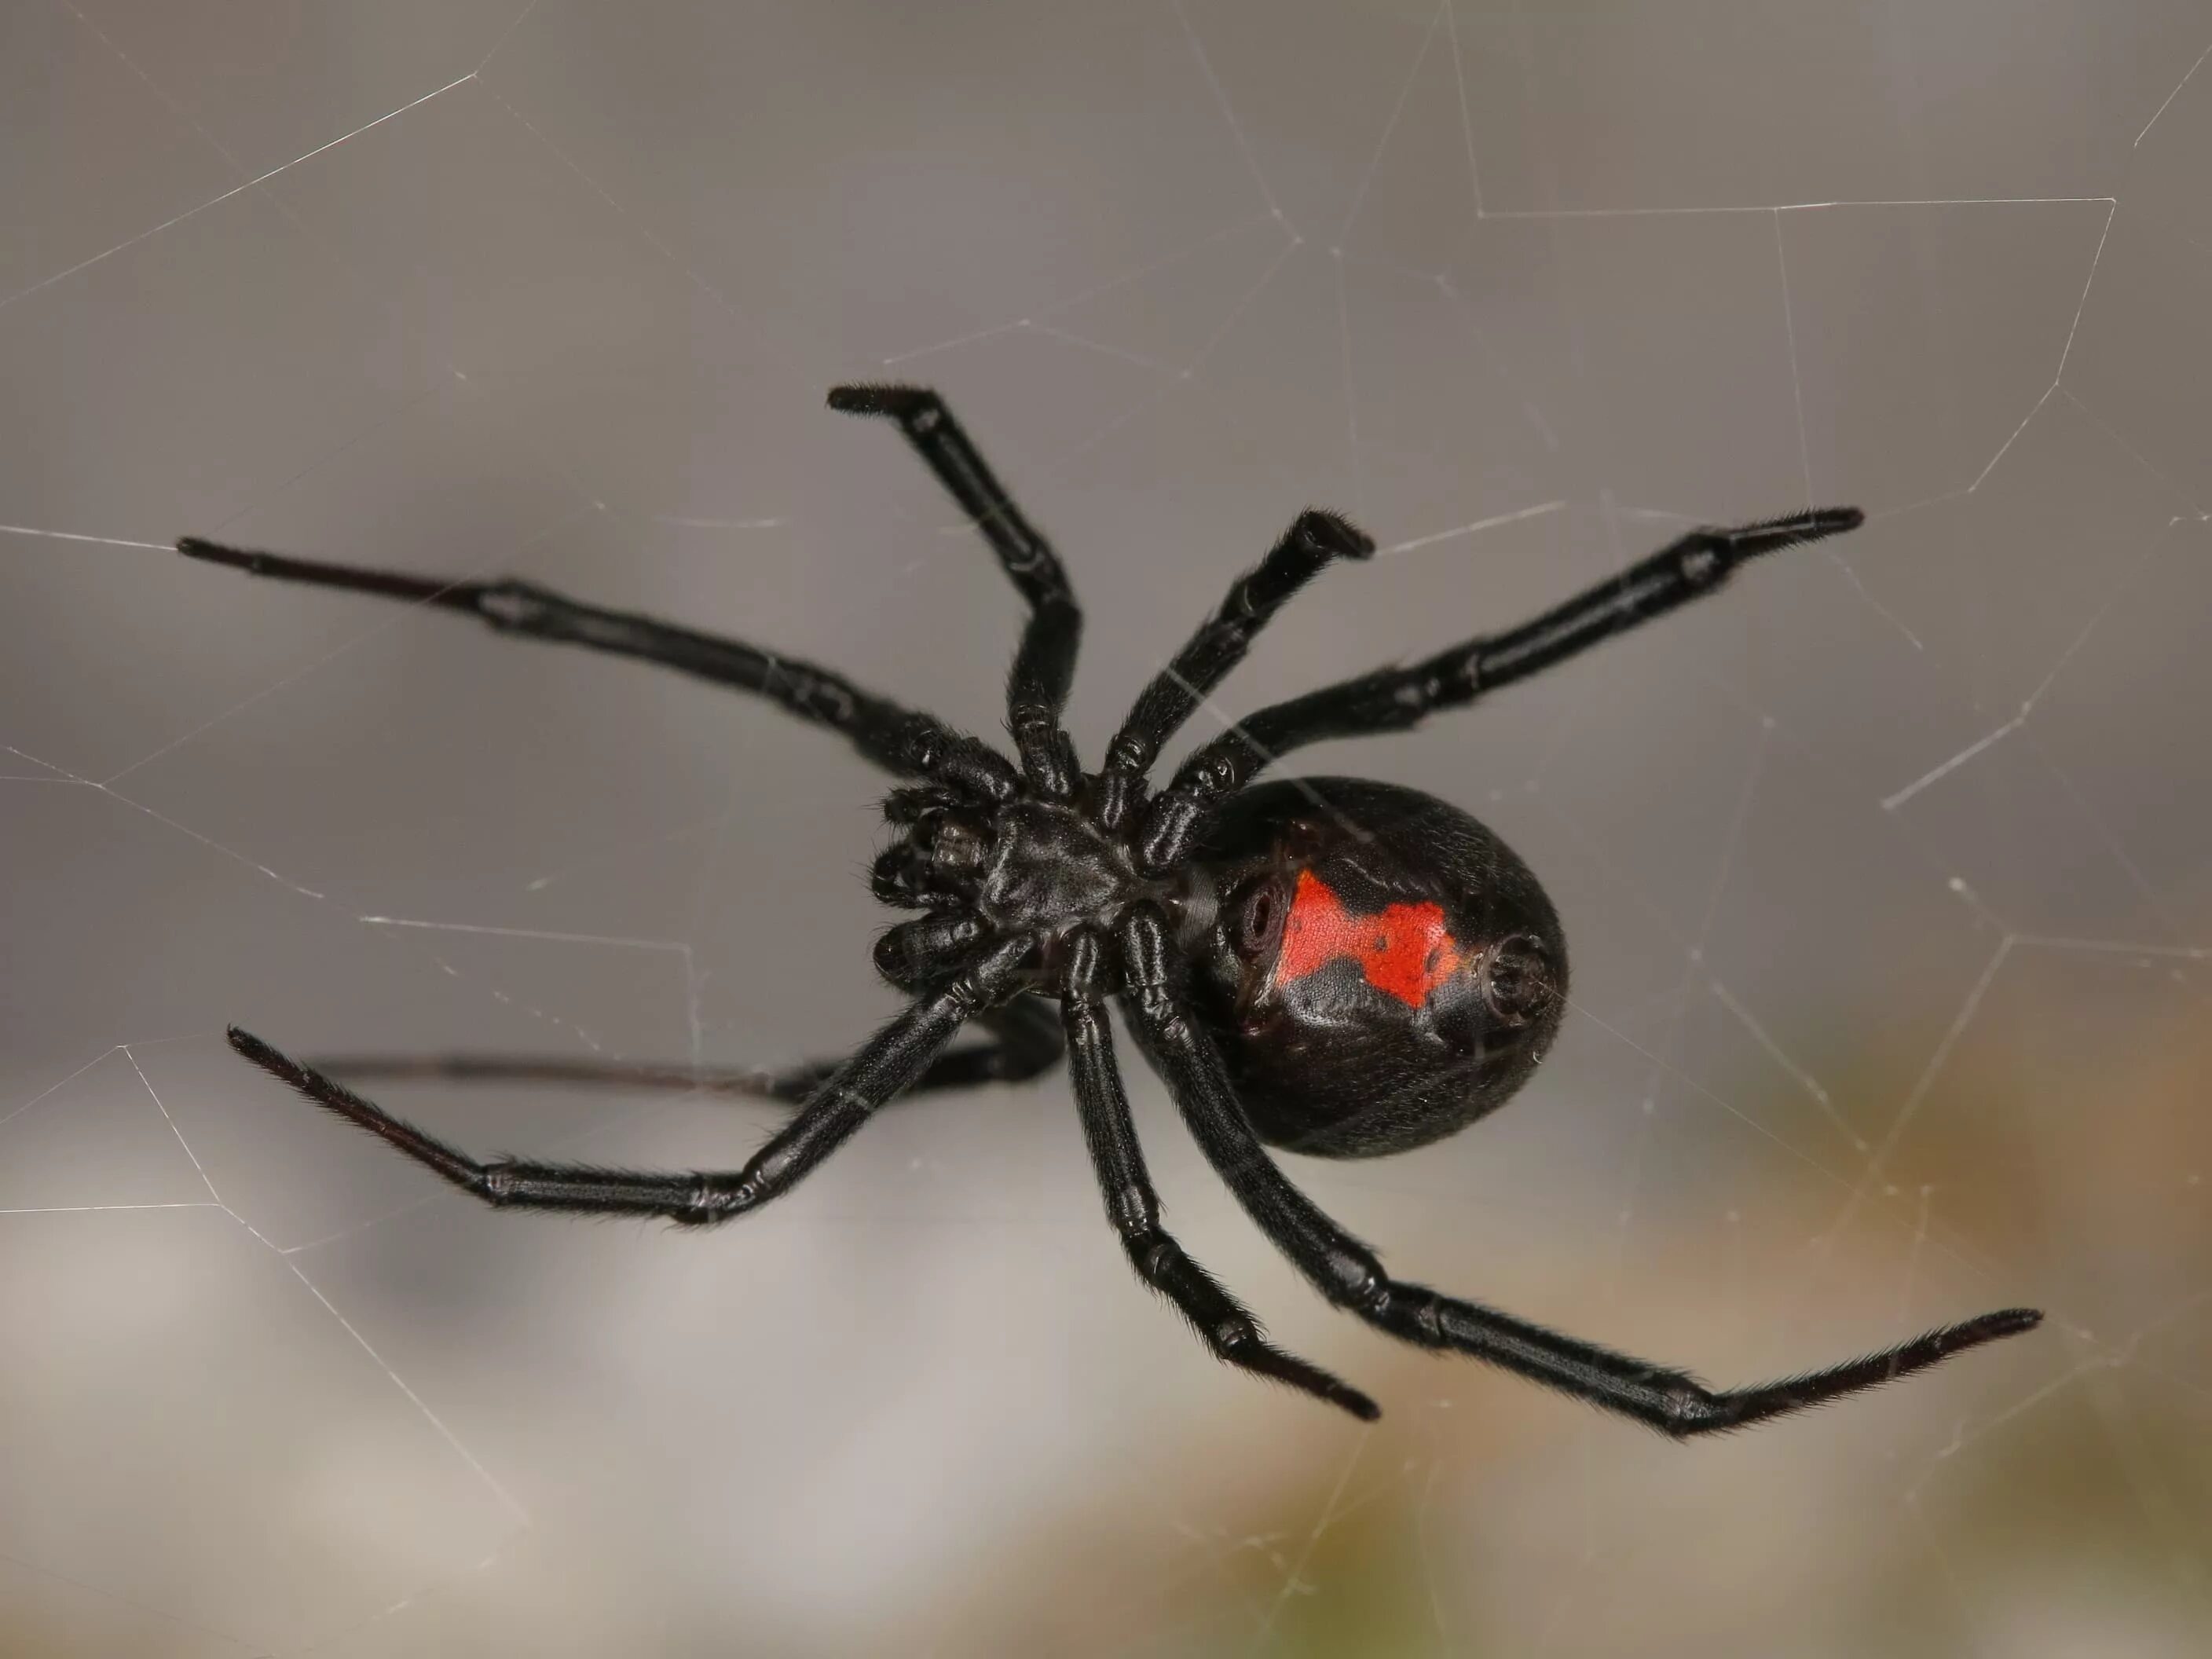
[
  {"xmin": 1060, "ymin": 929, "xmax": 1379, "ymax": 1421},
  {"xmin": 827, "ymin": 385, "xmax": 1082, "ymax": 796},
  {"xmin": 308, "ymin": 996, "xmax": 1065, "ymax": 1103},
  {"xmin": 229, "ymin": 937, "xmax": 1035, "ymax": 1224},
  {"xmin": 174, "ymin": 536, "xmax": 1014, "ymax": 792},
  {"xmin": 1093, "ymin": 511, "xmax": 1375, "ymax": 830},
  {"xmin": 1117, "ymin": 906, "xmax": 2039, "ymax": 1435},
  {"xmin": 1139, "ymin": 508, "xmax": 1865, "ymax": 871}
]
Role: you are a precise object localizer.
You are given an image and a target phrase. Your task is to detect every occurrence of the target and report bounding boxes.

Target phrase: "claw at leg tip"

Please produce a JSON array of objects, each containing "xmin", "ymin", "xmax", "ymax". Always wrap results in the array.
[
  {"xmin": 826, "ymin": 383, "xmax": 920, "ymax": 416},
  {"xmin": 227, "ymin": 1026, "xmax": 280, "ymax": 1067}
]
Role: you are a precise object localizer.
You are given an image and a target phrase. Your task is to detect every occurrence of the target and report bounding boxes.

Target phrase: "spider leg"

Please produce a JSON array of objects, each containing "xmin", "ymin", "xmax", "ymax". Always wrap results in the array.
[
  {"xmin": 1116, "ymin": 906, "xmax": 2039, "ymax": 1437},
  {"xmin": 307, "ymin": 996, "xmax": 1066, "ymax": 1104},
  {"xmin": 1060, "ymin": 928, "xmax": 1377, "ymax": 1421},
  {"xmin": 828, "ymin": 384, "xmax": 1082, "ymax": 795},
  {"xmin": 1097, "ymin": 511, "xmax": 1374, "ymax": 828},
  {"xmin": 229, "ymin": 938, "xmax": 1034, "ymax": 1225},
  {"xmin": 175, "ymin": 535, "xmax": 1012, "ymax": 789},
  {"xmin": 1138, "ymin": 508, "xmax": 1862, "ymax": 871}
]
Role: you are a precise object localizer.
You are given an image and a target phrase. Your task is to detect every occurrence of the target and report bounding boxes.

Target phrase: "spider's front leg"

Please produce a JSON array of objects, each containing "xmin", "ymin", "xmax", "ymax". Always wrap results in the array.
[
  {"xmin": 174, "ymin": 534, "xmax": 982, "ymax": 782},
  {"xmin": 229, "ymin": 937, "xmax": 1035, "ymax": 1225},
  {"xmin": 1139, "ymin": 507, "xmax": 1864, "ymax": 872},
  {"xmin": 830, "ymin": 383, "xmax": 1082, "ymax": 795}
]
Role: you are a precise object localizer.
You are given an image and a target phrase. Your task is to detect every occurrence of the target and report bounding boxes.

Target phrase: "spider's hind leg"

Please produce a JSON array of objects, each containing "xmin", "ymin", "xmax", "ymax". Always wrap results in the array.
[
  {"xmin": 307, "ymin": 995, "xmax": 1067, "ymax": 1108},
  {"xmin": 1060, "ymin": 928, "xmax": 1378, "ymax": 1421},
  {"xmin": 232, "ymin": 939, "xmax": 1035, "ymax": 1224},
  {"xmin": 1115, "ymin": 905, "xmax": 2042, "ymax": 1437}
]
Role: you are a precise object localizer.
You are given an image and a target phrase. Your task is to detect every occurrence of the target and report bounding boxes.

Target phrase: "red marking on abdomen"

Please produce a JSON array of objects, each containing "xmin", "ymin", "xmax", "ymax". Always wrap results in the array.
[{"xmin": 1273, "ymin": 870, "xmax": 1464, "ymax": 1009}]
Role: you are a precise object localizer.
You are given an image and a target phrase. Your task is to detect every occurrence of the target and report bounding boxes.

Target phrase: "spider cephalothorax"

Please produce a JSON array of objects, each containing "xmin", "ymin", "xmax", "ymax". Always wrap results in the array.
[
  {"xmin": 870, "ymin": 783, "xmax": 1148, "ymax": 989},
  {"xmin": 182, "ymin": 382, "xmax": 2039, "ymax": 1430}
]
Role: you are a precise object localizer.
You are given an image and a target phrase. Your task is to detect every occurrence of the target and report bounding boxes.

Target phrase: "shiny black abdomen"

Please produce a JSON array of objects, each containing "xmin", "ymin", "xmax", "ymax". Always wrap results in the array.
[{"xmin": 1183, "ymin": 778, "xmax": 1568, "ymax": 1158}]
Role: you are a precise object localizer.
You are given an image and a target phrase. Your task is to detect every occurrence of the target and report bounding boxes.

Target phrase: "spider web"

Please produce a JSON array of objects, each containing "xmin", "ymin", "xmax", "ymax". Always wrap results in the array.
[{"xmin": 4, "ymin": 1, "xmax": 2210, "ymax": 1653}]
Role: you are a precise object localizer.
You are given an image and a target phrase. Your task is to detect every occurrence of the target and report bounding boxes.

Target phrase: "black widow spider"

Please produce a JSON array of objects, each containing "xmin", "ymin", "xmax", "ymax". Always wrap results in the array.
[{"xmin": 181, "ymin": 384, "xmax": 2039, "ymax": 1430}]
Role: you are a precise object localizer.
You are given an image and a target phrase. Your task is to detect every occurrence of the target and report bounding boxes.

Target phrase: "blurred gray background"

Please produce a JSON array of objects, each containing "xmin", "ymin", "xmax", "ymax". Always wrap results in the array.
[{"xmin": 4, "ymin": 2, "xmax": 2210, "ymax": 1654}]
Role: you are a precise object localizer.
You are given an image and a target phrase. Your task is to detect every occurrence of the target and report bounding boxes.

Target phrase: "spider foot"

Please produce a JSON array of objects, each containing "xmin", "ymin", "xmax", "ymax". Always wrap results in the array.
[
  {"xmin": 1289, "ymin": 508, "xmax": 1377, "ymax": 562},
  {"xmin": 1245, "ymin": 1346, "xmax": 1380, "ymax": 1423},
  {"xmin": 176, "ymin": 535, "xmax": 256, "ymax": 570},
  {"xmin": 1662, "ymin": 1304, "xmax": 2046, "ymax": 1437},
  {"xmin": 1711, "ymin": 505, "xmax": 1865, "ymax": 562},
  {"xmin": 826, "ymin": 383, "xmax": 937, "ymax": 427},
  {"xmin": 228, "ymin": 1025, "xmax": 491, "ymax": 1194},
  {"xmin": 177, "ymin": 536, "xmax": 464, "ymax": 606}
]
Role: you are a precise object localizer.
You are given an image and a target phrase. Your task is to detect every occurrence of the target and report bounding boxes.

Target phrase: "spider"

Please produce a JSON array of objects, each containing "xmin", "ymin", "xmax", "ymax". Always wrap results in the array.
[{"xmin": 181, "ymin": 383, "xmax": 2040, "ymax": 1430}]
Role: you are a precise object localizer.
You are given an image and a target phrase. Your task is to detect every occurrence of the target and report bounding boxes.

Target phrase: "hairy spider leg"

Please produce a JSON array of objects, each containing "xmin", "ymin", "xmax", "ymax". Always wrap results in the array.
[
  {"xmin": 1115, "ymin": 905, "xmax": 2039, "ymax": 1436},
  {"xmin": 829, "ymin": 383, "xmax": 1082, "ymax": 797},
  {"xmin": 230, "ymin": 939, "xmax": 1035, "ymax": 1225},
  {"xmin": 174, "ymin": 534, "xmax": 1007, "ymax": 788},
  {"xmin": 1093, "ymin": 509, "xmax": 1375, "ymax": 830},
  {"xmin": 1138, "ymin": 508, "xmax": 1866, "ymax": 873}
]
